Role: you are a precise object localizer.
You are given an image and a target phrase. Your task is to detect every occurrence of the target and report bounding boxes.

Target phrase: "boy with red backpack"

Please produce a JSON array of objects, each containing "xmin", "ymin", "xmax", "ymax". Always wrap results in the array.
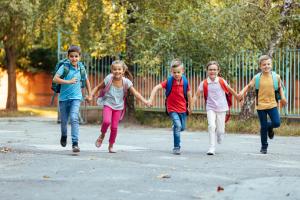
[
  {"xmin": 149, "ymin": 59, "xmax": 193, "ymax": 155},
  {"xmin": 193, "ymin": 61, "xmax": 239, "ymax": 155}
]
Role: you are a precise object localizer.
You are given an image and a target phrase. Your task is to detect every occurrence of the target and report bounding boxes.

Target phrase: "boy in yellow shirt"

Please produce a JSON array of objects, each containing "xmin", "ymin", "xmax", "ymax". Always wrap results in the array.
[{"xmin": 239, "ymin": 55, "xmax": 287, "ymax": 154}]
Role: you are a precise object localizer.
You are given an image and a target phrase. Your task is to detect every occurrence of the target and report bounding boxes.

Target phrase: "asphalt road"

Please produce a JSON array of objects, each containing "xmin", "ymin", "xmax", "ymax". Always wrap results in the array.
[{"xmin": 0, "ymin": 117, "xmax": 299, "ymax": 200}]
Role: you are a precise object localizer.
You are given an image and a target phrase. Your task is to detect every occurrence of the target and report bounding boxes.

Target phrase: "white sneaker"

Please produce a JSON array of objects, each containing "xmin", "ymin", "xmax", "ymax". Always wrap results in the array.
[{"xmin": 207, "ymin": 148, "xmax": 215, "ymax": 155}]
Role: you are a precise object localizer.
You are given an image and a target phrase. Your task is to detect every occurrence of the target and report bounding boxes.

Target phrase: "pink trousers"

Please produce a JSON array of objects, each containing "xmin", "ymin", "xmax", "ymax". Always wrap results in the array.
[{"xmin": 101, "ymin": 106, "xmax": 122, "ymax": 145}]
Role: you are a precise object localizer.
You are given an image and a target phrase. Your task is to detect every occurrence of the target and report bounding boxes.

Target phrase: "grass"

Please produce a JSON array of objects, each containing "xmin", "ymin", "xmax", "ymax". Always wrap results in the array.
[
  {"xmin": 0, "ymin": 107, "xmax": 57, "ymax": 118},
  {"xmin": 134, "ymin": 110, "xmax": 300, "ymax": 136}
]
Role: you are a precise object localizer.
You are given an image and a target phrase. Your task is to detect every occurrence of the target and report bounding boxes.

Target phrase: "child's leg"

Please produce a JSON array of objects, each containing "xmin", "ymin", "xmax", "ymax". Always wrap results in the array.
[
  {"xmin": 179, "ymin": 112, "xmax": 187, "ymax": 131},
  {"xmin": 257, "ymin": 110, "xmax": 269, "ymax": 150},
  {"xmin": 267, "ymin": 107, "xmax": 281, "ymax": 129},
  {"xmin": 207, "ymin": 110, "xmax": 217, "ymax": 153},
  {"xmin": 169, "ymin": 112, "xmax": 182, "ymax": 149},
  {"xmin": 69, "ymin": 99, "xmax": 81, "ymax": 145},
  {"xmin": 59, "ymin": 100, "xmax": 70, "ymax": 138},
  {"xmin": 108, "ymin": 109, "xmax": 122, "ymax": 146},
  {"xmin": 216, "ymin": 112, "xmax": 226, "ymax": 144},
  {"xmin": 100, "ymin": 106, "xmax": 113, "ymax": 136}
]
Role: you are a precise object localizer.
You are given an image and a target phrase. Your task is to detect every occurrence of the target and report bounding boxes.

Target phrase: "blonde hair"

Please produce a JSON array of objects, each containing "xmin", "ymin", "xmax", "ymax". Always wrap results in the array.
[
  {"xmin": 111, "ymin": 60, "xmax": 133, "ymax": 81},
  {"xmin": 170, "ymin": 58, "xmax": 184, "ymax": 68},
  {"xmin": 258, "ymin": 55, "xmax": 272, "ymax": 66}
]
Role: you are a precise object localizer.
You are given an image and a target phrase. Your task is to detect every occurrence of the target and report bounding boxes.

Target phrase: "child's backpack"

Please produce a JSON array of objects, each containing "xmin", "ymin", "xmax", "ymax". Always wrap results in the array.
[
  {"xmin": 203, "ymin": 77, "xmax": 232, "ymax": 123},
  {"xmin": 254, "ymin": 71, "xmax": 287, "ymax": 105},
  {"xmin": 50, "ymin": 58, "xmax": 87, "ymax": 105},
  {"xmin": 96, "ymin": 74, "xmax": 129, "ymax": 120},
  {"xmin": 165, "ymin": 75, "xmax": 189, "ymax": 116}
]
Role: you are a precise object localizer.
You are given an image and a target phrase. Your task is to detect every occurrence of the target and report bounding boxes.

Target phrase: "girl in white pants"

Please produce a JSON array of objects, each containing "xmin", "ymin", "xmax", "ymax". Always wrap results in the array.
[{"xmin": 193, "ymin": 61, "xmax": 239, "ymax": 155}]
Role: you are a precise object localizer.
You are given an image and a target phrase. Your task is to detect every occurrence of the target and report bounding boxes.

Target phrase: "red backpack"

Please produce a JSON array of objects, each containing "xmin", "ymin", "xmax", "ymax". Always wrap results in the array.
[{"xmin": 203, "ymin": 77, "xmax": 232, "ymax": 123}]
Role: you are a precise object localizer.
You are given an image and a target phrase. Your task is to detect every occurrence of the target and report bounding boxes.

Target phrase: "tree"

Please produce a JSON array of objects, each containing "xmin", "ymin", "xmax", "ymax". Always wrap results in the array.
[
  {"xmin": 239, "ymin": 0, "xmax": 300, "ymax": 120},
  {"xmin": 0, "ymin": 0, "xmax": 38, "ymax": 110}
]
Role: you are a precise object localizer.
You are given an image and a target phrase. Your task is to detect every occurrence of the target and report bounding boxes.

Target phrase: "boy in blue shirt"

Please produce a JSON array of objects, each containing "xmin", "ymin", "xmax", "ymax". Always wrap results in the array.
[{"xmin": 53, "ymin": 45, "xmax": 92, "ymax": 152}]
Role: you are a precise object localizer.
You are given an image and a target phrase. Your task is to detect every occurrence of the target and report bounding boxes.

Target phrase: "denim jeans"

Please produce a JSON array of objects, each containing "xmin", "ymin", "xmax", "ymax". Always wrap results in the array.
[
  {"xmin": 59, "ymin": 99, "xmax": 81, "ymax": 144},
  {"xmin": 169, "ymin": 112, "xmax": 187, "ymax": 149},
  {"xmin": 257, "ymin": 107, "xmax": 281, "ymax": 150}
]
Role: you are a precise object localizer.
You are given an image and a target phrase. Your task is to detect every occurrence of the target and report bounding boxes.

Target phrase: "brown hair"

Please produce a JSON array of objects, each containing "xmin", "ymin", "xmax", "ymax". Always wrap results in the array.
[
  {"xmin": 206, "ymin": 61, "xmax": 223, "ymax": 77},
  {"xmin": 67, "ymin": 45, "xmax": 81, "ymax": 55},
  {"xmin": 111, "ymin": 60, "xmax": 133, "ymax": 81},
  {"xmin": 206, "ymin": 61, "xmax": 220, "ymax": 70}
]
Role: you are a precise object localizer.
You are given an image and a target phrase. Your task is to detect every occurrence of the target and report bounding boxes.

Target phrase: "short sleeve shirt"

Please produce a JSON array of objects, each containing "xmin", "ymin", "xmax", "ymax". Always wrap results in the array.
[
  {"xmin": 198, "ymin": 77, "xmax": 229, "ymax": 112},
  {"xmin": 161, "ymin": 78, "xmax": 190, "ymax": 113},
  {"xmin": 56, "ymin": 64, "xmax": 86, "ymax": 101},
  {"xmin": 102, "ymin": 75, "xmax": 133, "ymax": 110}
]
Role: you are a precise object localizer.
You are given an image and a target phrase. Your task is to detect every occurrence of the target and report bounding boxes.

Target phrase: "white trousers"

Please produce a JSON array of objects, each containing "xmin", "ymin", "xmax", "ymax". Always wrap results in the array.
[{"xmin": 207, "ymin": 110, "xmax": 226, "ymax": 151}]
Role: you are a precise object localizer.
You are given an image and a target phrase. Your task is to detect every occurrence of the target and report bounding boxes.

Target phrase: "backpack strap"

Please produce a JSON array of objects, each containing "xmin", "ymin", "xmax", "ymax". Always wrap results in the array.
[
  {"xmin": 255, "ymin": 72, "xmax": 262, "ymax": 90},
  {"xmin": 165, "ymin": 76, "xmax": 173, "ymax": 97},
  {"xmin": 219, "ymin": 78, "xmax": 229, "ymax": 93},
  {"xmin": 203, "ymin": 79, "xmax": 208, "ymax": 102},
  {"xmin": 78, "ymin": 62, "xmax": 87, "ymax": 88},
  {"xmin": 271, "ymin": 71, "xmax": 279, "ymax": 91},
  {"xmin": 99, "ymin": 74, "xmax": 113, "ymax": 98},
  {"xmin": 182, "ymin": 75, "xmax": 188, "ymax": 100}
]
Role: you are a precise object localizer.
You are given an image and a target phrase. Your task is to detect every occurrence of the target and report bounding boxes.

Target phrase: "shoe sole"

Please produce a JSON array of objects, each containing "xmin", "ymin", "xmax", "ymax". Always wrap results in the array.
[{"xmin": 72, "ymin": 148, "xmax": 80, "ymax": 153}]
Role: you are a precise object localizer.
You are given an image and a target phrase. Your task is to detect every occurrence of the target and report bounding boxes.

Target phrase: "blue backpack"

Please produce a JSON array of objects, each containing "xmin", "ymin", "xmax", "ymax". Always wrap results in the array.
[
  {"xmin": 50, "ymin": 58, "xmax": 87, "ymax": 104},
  {"xmin": 254, "ymin": 71, "xmax": 286, "ymax": 105},
  {"xmin": 165, "ymin": 75, "xmax": 189, "ymax": 115}
]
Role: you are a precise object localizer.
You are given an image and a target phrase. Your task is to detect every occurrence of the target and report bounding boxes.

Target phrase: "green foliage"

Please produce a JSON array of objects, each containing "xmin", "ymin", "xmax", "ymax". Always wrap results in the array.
[{"xmin": 27, "ymin": 48, "xmax": 56, "ymax": 73}]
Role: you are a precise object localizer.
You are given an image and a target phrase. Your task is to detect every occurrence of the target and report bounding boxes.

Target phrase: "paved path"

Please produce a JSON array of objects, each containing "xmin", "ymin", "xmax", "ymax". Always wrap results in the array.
[{"xmin": 0, "ymin": 117, "xmax": 300, "ymax": 200}]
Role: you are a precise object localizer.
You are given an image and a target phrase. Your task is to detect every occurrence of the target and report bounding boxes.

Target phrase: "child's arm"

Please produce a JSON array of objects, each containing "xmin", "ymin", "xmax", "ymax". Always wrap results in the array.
[
  {"xmin": 128, "ymin": 86, "xmax": 150, "ymax": 106},
  {"xmin": 192, "ymin": 89, "xmax": 202, "ymax": 108},
  {"xmin": 187, "ymin": 91, "xmax": 193, "ymax": 114},
  {"xmin": 238, "ymin": 78, "xmax": 255, "ymax": 99},
  {"xmin": 227, "ymin": 85, "xmax": 239, "ymax": 101},
  {"xmin": 279, "ymin": 78, "xmax": 287, "ymax": 106},
  {"xmin": 53, "ymin": 74, "xmax": 77, "ymax": 84},
  {"xmin": 149, "ymin": 84, "xmax": 163, "ymax": 105},
  {"xmin": 91, "ymin": 81, "xmax": 105, "ymax": 97},
  {"xmin": 85, "ymin": 78, "xmax": 92, "ymax": 102}
]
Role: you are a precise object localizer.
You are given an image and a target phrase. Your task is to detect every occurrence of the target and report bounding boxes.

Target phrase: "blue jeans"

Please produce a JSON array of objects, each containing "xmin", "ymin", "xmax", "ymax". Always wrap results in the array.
[
  {"xmin": 169, "ymin": 112, "xmax": 187, "ymax": 149},
  {"xmin": 59, "ymin": 99, "xmax": 81, "ymax": 144},
  {"xmin": 257, "ymin": 107, "xmax": 281, "ymax": 150}
]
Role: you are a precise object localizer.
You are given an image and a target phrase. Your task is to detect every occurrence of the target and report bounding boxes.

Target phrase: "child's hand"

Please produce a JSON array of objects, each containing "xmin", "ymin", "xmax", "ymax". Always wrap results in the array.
[
  {"xmin": 85, "ymin": 95, "xmax": 93, "ymax": 103},
  {"xmin": 280, "ymin": 98, "xmax": 287, "ymax": 107},
  {"xmin": 69, "ymin": 77, "xmax": 77, "ymax": 84},
  {"xmin": 145, "ymin": 100, "xmax": 152, "ymax": 108},
  {"xmin": 188, "ymin": 107, "xmax": 192, "ymax": 114}
]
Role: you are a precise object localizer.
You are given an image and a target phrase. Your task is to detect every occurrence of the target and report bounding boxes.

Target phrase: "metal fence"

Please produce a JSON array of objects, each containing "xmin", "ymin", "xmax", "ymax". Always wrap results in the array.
[{"xmin": 60, "ymin": 48, "xmax": 300, "ymax": 118}]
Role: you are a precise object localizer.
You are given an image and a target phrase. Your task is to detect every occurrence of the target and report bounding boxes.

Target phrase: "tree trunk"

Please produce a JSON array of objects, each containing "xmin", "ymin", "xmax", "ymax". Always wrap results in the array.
[
  {"xmin": 124, "ymin": 1, "xmax": 137, "ymax": 119},
  {"xmin": 267, "ymin": 0, "xmax": 293, "ymax": 56},
  {"xmin": 4, "ymin": 44, "xmax": 18, "ymax": 111}
]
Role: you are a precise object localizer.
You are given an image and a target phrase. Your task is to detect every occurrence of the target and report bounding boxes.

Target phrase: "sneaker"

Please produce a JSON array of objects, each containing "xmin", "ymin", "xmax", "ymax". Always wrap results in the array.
[
  {"xmin": 172, "ymin": 148, "xmax": 181, "ymax": 155},
  {"xmin": 268, "ymin": 127, "xmax": 274, "ymax": 139},
  {"xmin": 72, "ymin": 142, "xmax": 80, "ymax": 153},
  {"xmin": 207, "ymin": 148, "xmax": 215, "ymax": 155},
  {"xmin": 260, "ymin": 148, "xmax": 267, "ymax": 154},
  {"xmin": 60, "ymin": 136, "xmax": 67, "ymax": 147},
  {"xmin": 207, "ymin": 151, "xmax": 215, "ymax": 155}
]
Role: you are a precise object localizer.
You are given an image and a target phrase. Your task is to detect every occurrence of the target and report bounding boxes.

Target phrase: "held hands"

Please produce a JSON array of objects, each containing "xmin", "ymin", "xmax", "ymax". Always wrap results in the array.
[
  {"xmin": 145, "ymin": 99, "xmax": 153, "ymax": 108},
  {"xmin": 85, "ymin": 95, "xmax": 93, "ymax": 103}
]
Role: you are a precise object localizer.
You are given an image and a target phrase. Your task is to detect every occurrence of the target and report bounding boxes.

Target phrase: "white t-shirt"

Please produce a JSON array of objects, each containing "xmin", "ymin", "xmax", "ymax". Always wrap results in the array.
[{"xmin": 102, "ymin": 74, "xmax": 133, "ymax": 110}]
